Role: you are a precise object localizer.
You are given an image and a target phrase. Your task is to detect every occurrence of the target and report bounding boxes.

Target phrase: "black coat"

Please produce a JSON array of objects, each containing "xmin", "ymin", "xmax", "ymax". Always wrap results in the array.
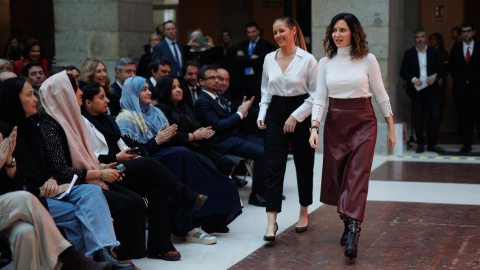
[
  {"xmin": 449, "ymin": 41, "xmax": 480, "ymax": 95},
  {"xmin": 400, "ymin": 46, "xmax": 445, "ymax": 96}
]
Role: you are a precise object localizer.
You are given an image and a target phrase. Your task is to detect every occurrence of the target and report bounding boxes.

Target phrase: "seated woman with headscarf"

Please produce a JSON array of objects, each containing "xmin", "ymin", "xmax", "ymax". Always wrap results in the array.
[
  {"xmin": 80, "ymin": 80, "xmax": 209, "ymax": 260},
  {"xmin": 0, "ymin": 77, "xmax": 130, "ymax": 269},
  {"xmin": 38, "ymin": 72, "xmax": 146, "ymax": 268},
  {"xmin": 116, "ymin": 76, "xmax": 242, "ymax": 237},
  {"xmin": 152, "ymin": 75, "xmax": 236, "ymax": 176}
]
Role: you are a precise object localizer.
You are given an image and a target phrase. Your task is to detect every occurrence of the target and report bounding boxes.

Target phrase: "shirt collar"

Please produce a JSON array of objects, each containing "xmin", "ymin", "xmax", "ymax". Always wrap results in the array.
[
  {"xmin": 166, "ymin": 37, "xmax": 177, "ymax": 44},
  {"xmin": 202, "ymin": 89, "xmax": 217, "ymax": 100},
  {"xmin": 415, "ymin": 45, "xmax": 428, "ymax": 53},
  {"xmin": 116, "ymin": 81, "xmax": 123, "ymax": 89},
  {"xmin": 464, "ymin": 40, "xmax": 475, "ymax": 48}
]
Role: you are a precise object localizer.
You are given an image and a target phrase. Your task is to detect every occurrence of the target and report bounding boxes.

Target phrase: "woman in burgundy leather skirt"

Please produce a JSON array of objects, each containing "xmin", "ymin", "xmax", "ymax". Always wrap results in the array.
[{"xmin": 309, "ymin": 13, "xmax": 396, "ymax": 259}]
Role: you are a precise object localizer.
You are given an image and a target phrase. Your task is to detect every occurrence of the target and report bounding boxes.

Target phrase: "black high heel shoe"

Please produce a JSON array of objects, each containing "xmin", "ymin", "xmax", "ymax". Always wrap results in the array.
[
  {"xmin": 263, "ymin": 222, "xmax": 278, "ymax": 242},
  {"xmin": 344, "ymin": 221, "xmax": 361, "ymax": 259},
  {"xmin": 295, "ymin": 215, "xmax": 309, "ymax": 233}
]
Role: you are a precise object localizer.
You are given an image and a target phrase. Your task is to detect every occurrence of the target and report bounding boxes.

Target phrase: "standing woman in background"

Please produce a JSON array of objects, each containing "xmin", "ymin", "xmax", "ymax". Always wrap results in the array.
[
  {"xmin": 309, "ymin": 13, "xmax": 395, "ymax": 259},
  {"xmin": 257, "ymin": 17, "xmax": 317, "ymax": 242}
]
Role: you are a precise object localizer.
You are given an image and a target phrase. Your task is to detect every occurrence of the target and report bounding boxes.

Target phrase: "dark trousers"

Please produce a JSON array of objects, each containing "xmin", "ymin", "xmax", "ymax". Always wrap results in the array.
[
  {"xmin": 213, "ymin": 135, "xmax": 266, "ymax": 196},
  {"xmin": 410, "ymin": 91, "xmax": 441, "ymax": 146},
  {"xmin": 454, "ymin": 91, "xmax": 480, "ymax": 146},
  {"xmin": 102, "ymin": 184, "xmax": 147, "ymax": 260},
  {"xmin": 116, "ymin": 157, "xmax": 198, "ymax": 255},
  {"xmin": 264, "ymin": 95, "xmax": 314, "ymax": 213}
]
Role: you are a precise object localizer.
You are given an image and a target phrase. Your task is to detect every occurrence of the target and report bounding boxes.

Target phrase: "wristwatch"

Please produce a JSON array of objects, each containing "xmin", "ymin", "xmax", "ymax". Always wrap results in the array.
[
  {"xmin": 5, "ymin": 157, "xmax": 16, "ymax": 168},
  {"xmin": 309, "ymin": 126, "xmax": 319, "ymax": 134}
]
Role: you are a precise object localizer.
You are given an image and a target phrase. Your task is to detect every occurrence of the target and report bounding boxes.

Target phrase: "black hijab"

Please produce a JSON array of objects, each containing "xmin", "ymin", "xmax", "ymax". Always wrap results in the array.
[{"xmin": 0, "ymin": 78, "xmax": 57, "ymax": 196}]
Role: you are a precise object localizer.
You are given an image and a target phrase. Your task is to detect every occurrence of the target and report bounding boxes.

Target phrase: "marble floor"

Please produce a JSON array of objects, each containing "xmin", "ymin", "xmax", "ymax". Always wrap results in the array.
[{"xmin": 5, "ymin": 144, "xmax": 480, "ymax": 269}]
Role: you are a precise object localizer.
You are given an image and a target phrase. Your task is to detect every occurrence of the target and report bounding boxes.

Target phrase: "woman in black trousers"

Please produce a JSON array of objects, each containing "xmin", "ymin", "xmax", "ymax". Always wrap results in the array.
[{"xmin": 257, "ymin": 17, "xmax": 318, "ymax": 242}]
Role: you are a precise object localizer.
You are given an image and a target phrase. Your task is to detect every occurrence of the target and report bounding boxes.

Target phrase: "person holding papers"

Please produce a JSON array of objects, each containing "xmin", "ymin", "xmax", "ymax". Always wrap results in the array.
[
  {"xmin": 400, "ymin": 28, "xmax": 445, "ymax": 153},
  {"xmin": 0, "ymin": 77, "xmax": 133, "ymax": 269}
]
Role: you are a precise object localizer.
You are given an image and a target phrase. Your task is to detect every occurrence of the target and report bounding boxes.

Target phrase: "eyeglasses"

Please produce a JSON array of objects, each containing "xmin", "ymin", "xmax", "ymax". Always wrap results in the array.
[{"xmin": 204, "ymin": 76, "xmax": 220, "ymax": 81}]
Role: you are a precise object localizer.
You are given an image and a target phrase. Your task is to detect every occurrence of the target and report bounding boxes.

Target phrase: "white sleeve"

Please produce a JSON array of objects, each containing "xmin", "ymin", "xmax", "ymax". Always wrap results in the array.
[
  {"xmin": 367, "ymin": 54, "xmax": 393, "ymax": 117},
  {"xmin": 291, "ymin": 56, "xmax": 318, "ymax": 122},
  {"xmin": 258, "ymin": 58, "xmax": 272, "ymax": 122},
  {"xmin": 311, "ymin": 57, "xmax": 328, "ymax": 122},
  {"xmin": 117, "ymin": 138, "xmax": 129, "ymax": 151}
]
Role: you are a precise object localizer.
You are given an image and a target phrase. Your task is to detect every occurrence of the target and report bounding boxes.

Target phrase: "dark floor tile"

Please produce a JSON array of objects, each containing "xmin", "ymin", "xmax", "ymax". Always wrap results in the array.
[
  {"xmin": 370, "ymin": 161, "xmax": 480, "ymax": 184},
  {"xmin": 230, "ymin": 202, "xmax": 480, "ymax": 269}
]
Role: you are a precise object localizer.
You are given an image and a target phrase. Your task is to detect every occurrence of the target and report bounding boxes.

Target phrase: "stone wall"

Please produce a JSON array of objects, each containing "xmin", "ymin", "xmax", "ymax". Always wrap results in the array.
[{"xmin": 53, "ymin": 0, "xmax": 152, "ymax": 79}]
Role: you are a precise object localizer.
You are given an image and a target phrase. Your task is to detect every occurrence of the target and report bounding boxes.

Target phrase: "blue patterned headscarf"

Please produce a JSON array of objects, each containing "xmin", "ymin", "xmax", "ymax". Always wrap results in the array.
[{"xmin": 116, "ymin": 76, "xmax": 169, "ymax": 143}]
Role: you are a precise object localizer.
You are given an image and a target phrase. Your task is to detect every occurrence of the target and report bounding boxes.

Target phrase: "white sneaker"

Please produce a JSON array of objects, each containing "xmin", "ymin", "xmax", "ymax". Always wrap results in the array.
[{"xmin": 185, "ymin": 228, "xmax": 217, "ymax": 245}]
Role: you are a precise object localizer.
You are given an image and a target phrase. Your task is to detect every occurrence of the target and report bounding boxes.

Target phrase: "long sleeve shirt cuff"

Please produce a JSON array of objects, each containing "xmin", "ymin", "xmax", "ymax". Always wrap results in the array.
[{"xmin": 236, "ymin": 111, "xmax": 244, "ymax": 119}]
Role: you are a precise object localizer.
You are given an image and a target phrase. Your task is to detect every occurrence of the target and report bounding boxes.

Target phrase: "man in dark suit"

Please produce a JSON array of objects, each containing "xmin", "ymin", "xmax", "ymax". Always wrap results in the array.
[
  {"xmin": 234, "ymin": 22, "xmax": 275, "ymax": 107},
  {"xmin": 449, "ymin": 22, "xmax": 480, "ymax": 153},
  {"xmin": 179, "ymin": 60, "xmax": 202, "ymax": 111},
  {"xmin": 400, "ymin": 28, "xmax": 445, "ymax": 154},
  {"xmin": 195, "ymin": 65, "xmax": 267, "ymax": 207},
  {"xmin": 110, "ymin": 58, "xmax": 136, "ymax": 117},
  {"xmin": 147, "ymin": 57, "xmax": 171, "ymax": 91},
  {"xmin": 151, "ymin": 20, "xmax": 184, "ymax": 77}
]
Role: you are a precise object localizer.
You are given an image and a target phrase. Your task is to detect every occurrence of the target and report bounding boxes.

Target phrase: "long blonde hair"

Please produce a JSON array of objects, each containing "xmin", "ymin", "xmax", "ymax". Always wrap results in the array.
[
  {"xmin": 79, "ymin": 58, "xmax": 112, "ymax": 94},
  {"xmin": 274, "ymin": 17, "xmax": 307, "ymax": 51}
]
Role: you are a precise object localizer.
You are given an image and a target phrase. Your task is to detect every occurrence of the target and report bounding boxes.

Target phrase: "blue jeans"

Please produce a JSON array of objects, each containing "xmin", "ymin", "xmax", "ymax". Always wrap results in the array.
[{"xmin": 46, "ymin": 185, "xmax": 119, "ymax": 255}]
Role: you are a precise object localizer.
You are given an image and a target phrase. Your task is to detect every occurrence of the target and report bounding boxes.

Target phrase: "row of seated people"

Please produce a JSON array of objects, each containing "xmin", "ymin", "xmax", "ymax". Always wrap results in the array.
[{"xmin": 0, "ymin": 65, "xmax": 245, "ymax": 269}]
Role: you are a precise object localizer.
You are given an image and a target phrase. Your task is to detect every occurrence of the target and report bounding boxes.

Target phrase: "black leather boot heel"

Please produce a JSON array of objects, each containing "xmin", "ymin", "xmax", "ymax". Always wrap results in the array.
[{"xmin": 344, "ymin": 221, "xmax": 361, "ymax": 259}]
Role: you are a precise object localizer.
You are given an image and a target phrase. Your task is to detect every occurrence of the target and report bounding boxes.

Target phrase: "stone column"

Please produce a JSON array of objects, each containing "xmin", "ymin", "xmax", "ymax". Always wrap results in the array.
[{"xmin": 53, "ymin": 0, "xmax": 153, "ymax": 79}]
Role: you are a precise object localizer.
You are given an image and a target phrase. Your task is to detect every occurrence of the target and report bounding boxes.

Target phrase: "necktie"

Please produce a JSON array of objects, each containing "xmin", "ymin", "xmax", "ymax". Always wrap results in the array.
[
  {"xmin": 171, "ymin": 42, "xmax": 182, "ymax": 76},
  {"xmin": 216, "ymin": 97, "xmax": 227, "ymax": 111},
  {"xmin": 191, "ymin": 87, "xmax": 197, "ymax": 103},
  {"xmin": 244, "ymin": 41, "xmax": 255, "ymax": 74},
  {"xmin": 466, "ymin": 46, "xmax": 471, "ymax": 64}
]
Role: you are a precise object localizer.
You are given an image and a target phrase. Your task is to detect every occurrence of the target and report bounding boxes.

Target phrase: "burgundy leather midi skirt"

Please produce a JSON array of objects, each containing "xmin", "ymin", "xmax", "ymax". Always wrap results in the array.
[{"xmin": 321, "ymin": 97, "xmax": 377, "ymax": 222}]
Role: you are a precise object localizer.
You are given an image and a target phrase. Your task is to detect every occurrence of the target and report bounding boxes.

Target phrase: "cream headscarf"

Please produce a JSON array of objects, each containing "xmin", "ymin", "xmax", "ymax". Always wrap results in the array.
[{"xmin": 39, "ymin": 71, "xmax": 100, "ymax": 171}]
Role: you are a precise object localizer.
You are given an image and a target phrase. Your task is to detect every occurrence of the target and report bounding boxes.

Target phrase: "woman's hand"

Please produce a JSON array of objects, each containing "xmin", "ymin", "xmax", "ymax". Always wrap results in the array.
[
  {"xmin": 0, "ymin": 127, "xmax": 17, "ymax": 167},
  {"xmin": 387, "ymin": 129, "xmax": 396, "ymax": 151},
  {"xmin": 257, "ymin": 120, "xmax": 266, "ymax": 130},
  {"xmin": 192, "ymin": 127, "xmax": 214, "ymax": 141},
  {"xmin": 155, "ymin": 124, "xmax": 177, "ymax": 145},
  {"xmin": 86, "ymin": 179, "xmax": 109, "ymax": 190},
  {"xmin": 283, "ymin": 115, "xmax": 297, "ymax": 134},
  {"xmin": 309, "ymin": 129, "xmax": 320, "ymax": 149},
  {"xmin": 100, "ymin": 169, "xmax": 123, "ymax": 183},
  {"xmin": 116, "ymin": 148, "xmax": 138, "ymax": 162},
  {"xmin": 204, "ymin": 36, "xmax": 214, "ymax": 47},
  {"xmin": 40, "ymin": 178, "xmax": 59, "ymax": 198}
]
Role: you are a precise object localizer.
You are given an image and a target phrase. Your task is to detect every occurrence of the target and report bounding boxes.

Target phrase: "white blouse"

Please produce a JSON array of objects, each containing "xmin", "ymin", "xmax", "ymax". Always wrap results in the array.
[
  {"xmin": 312, "ymin": 46, "xmax": 392, "ymax": 122},
  {"xmin": 83, "ymin": 116, "xmax": 128, "ymax": 158},
  {"xmin": 258, "ymin": 47, "xmax": 318, "ymax": 122}
]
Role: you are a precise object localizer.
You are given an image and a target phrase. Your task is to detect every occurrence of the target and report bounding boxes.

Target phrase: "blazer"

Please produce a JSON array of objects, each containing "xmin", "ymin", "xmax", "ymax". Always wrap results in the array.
[
  {"xmin": 179, "ymin": 77, "xmax": 201, "ymax": 111},
  {"xmin": 151, "ymin": 39, "xmax": 185, "ymax": 77},
  {"xmin": 235, "ymin": 38, "xmax": 276, "ymax": 85},
  {"xmin": 449, "ymin": 41, "xmax": 480, "ymax": 94},
  {"xmin": 194, "ymin": 91, "xmax": 242, "ymax": 144},
  {"xmin": 108, "ymin": 82, "xmax": 122, "ymax": 118},
  {"xmin": 400, "ymin": 46, "xmax": 445, "ymax": 96}
]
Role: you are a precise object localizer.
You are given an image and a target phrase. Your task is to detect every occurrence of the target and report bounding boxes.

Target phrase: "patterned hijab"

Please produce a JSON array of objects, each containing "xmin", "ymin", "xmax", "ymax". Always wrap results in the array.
[
  {"xmin": 116, "ymin": 76, "xmax": 169, "ymax": 143},
  {"xmin": 39, "ymin": 71, "xmax": 100, "ymax": 170}
]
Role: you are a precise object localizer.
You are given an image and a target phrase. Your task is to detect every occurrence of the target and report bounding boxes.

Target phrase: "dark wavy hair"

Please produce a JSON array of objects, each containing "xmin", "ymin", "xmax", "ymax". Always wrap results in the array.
[
  {"xmin": 79, "ymin": 81, "xmax": 102, "ymax": 105},
  {"xmin": 152, "ymin": 75, "xmax": 181, "ymax": 106},
  {"xmin": 323, "ymin": 13, "xmax": 369, "ymax": 59}
]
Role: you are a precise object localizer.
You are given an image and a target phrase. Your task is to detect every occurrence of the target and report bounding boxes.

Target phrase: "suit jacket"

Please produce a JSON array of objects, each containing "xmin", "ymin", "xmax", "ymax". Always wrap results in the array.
[
  {"xmin": 151, "ymin": 39, "xmax": 185, "ymax": 77},
  {"xmin": 449, "ymin": 40, "xmax": 480, "ymax": 94},
  {"xmin": 195, "ymin": 91, "xmax": 242, "ymax": 147},
  {"xmin": 400, "ymin": 46, "xmax": 445, "ymax": 96},
  {"xmin": 235, "ymin": 38, "xmax": 276, "ymax": 86},
  {"xmin": 109, "ymin": 82, "xmax": 122, "ymax": 118},
  {"xmin": 179, "ymin": 77, "xmax": 201, "ymax": 111}
]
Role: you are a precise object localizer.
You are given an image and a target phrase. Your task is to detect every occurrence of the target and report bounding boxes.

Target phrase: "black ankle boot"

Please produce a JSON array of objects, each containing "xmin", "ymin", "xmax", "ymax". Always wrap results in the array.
[
  {"xmin": 344, "ymin": 221, "xmax": 361, "ymax": 259},
  {"xmin": 340, "ymin": 218, "xmax": 350, "ymax": 246},
  {"xmin": 93, "ymin": 248, "xmax": 134, "ymax": 270}
]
